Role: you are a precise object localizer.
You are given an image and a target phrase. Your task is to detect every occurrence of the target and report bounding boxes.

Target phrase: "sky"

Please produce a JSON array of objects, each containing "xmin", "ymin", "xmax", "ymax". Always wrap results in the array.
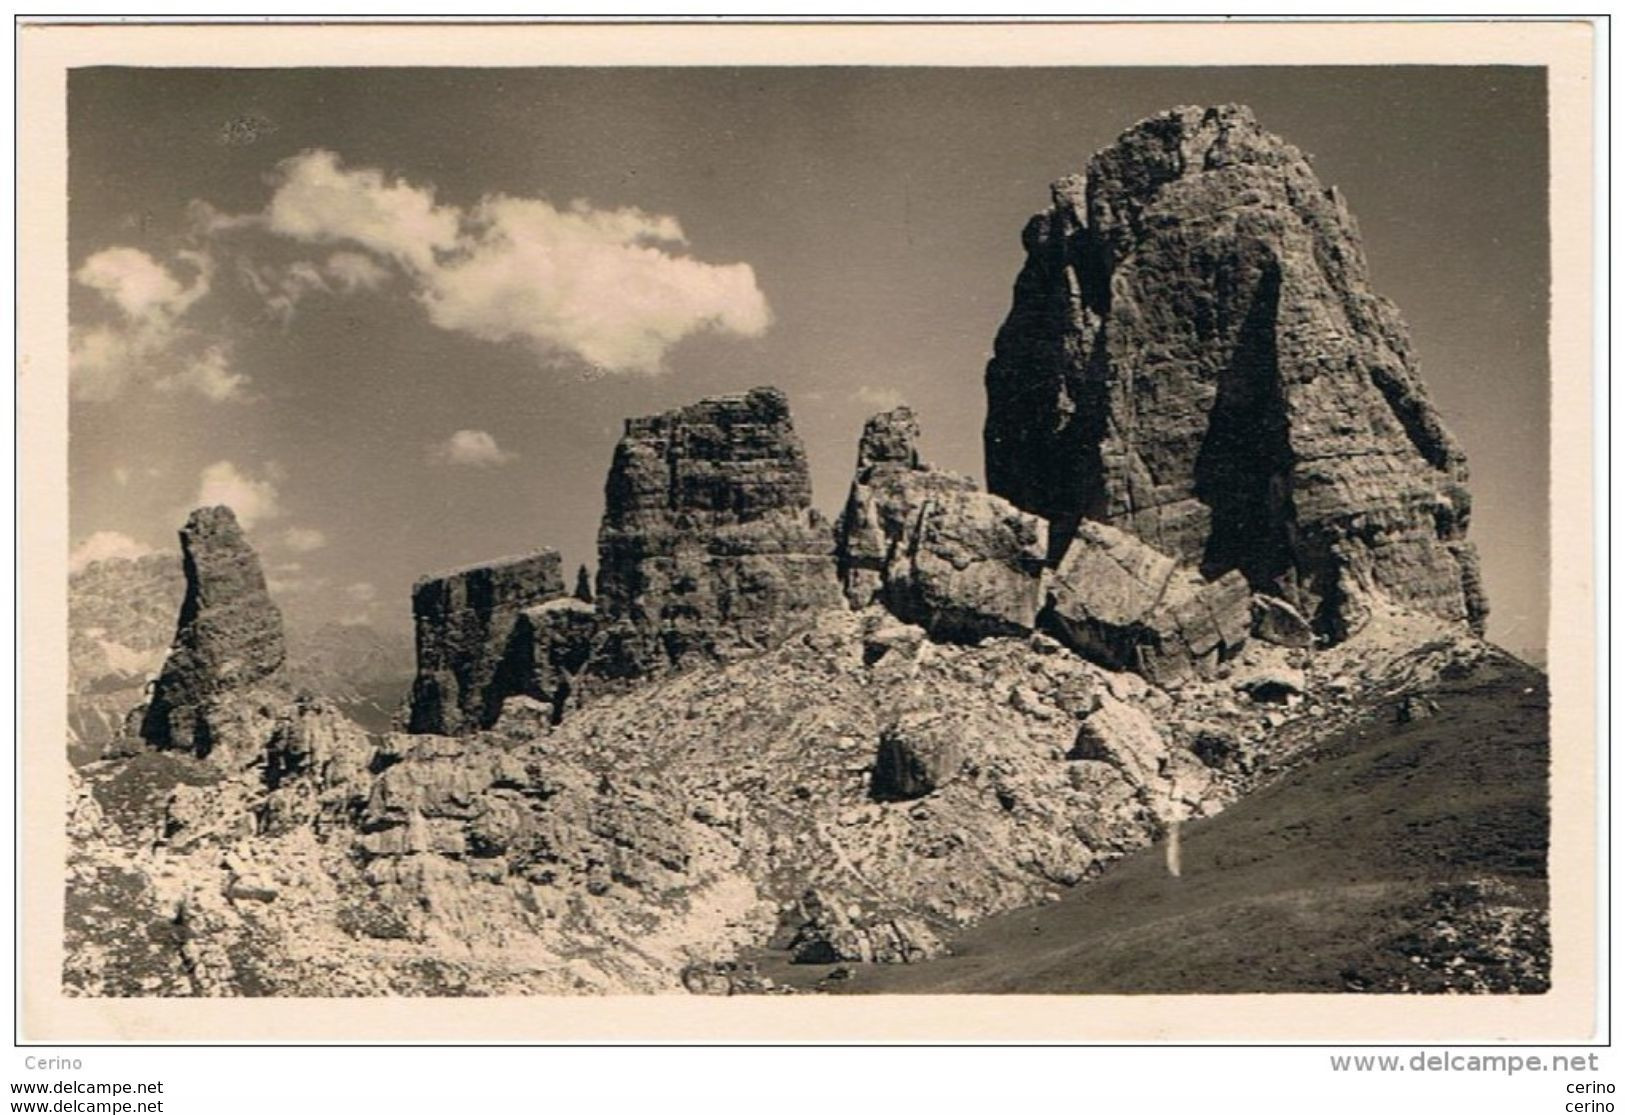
[{"xmin": 67, "ymin": 66, "xmax": 1549, "ymax": 652}]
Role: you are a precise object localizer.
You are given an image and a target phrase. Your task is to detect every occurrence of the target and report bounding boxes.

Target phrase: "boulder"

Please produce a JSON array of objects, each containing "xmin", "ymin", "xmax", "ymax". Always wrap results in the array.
[
  {"xmin": 837, "ymin": 407, "xmax": 1048, "ymax": 642},
  {"xmin": 1042, "ymin": 521, "xmax": 1249, "ymax": 684},
  {"xmin": 1048, "ymin": 520, "xmax": 1178, "ymax": 641},
  {"xmin": 1067, "ymin": 697, "xmax": 1167, "ymax": 785},
  {"xmin": 983, "ymin": 104, "xmax": 1487, "ymax": 640},
  {"xmin": 1234, "ymin": 665, "xmax": 1308, "ymax": 704},
  {"xmin": 1397, "ymin": 693, "xmax": 1440, "ymax": 723},
  {"xmin": 1252, "ymin": 593, "xmax": 1316, "ymax": 648},
  {"xmin": 1141, "ymin": 569, "xmax": 1254, "ymax": 684},
  {"xmin": 407, "ymin": 551, "xmax": 567, "ymax": 735},
  {"xmin": 870, "ymin": 713, "xmax": 965, "ymax": 801},
  {"xmin": 861, "ymin": 616, "xmax": 926, "ymax": 667},
  {"xmin": 1186, "ymin": 722, "xmax": 1250, "ymax": 773},
  {"xmin": 139, "ymin": 506, "xmax": 287, "ymax": 756}
]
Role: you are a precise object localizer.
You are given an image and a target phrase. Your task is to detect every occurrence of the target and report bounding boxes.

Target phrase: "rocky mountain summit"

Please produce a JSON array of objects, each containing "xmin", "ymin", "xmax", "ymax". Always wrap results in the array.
[
  {"xmin": 595, "ymin": 385, "xmax": 843, "ymax": 670},
  {"xmin": 68, "ymin": 551, "xmax": 184, "ymax": 762},
  {"xmin": 65, "ymin": 106, "xmax": 1543, "ymax": 999},
  {"xmin": 404, "ymin": 386, "xmax": 844, "ymax": 731},
  {"xmin": 984, "ymin": 104, "xmax": 1486, "ymax": 641},
  {"xmin": 138, "ymin": 506, "xmax": 289, "ymax": 760}
]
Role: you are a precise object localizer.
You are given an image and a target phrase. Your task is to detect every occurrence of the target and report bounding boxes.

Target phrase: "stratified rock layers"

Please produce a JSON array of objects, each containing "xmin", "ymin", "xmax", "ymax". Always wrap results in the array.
[
  {"xmin": 594, "ymin": 386, "xmax": 842, "ymax": 674},
  {"xmin": 837, "ymin": 407, "xmax": 1048, "ymax": 642},
  {"xmin": 140, "ymin": 506, "xmax": 286, "ymax": 753},
  {"xmin": 407, "ymin": 552, "xmax": 567, "ymax": 736},
  {"xmin": 405, "ymin": 388, "xmax": 846, "ymax": 735},
  {"xmin": 1044, "ymin": 520, "xmax": 1252, "ymax": 686},
  {"xmin": 984, "ymin": 104, "xmax": 1486, "ymax": 639}
]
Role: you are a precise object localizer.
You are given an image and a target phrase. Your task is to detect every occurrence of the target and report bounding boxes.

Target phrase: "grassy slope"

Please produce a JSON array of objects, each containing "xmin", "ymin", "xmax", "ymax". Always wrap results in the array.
[{"xmin": 819, "ymin": 651, "xmax": 1549, "ymax": 994}]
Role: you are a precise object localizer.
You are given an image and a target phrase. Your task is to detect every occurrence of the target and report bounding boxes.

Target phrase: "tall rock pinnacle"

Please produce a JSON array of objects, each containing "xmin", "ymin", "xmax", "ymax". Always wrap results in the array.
[
  {"xmin": 404, "ymin": 387, "xmax": 846, "ymax": 733},
  {"xmin": 984, "ymin": 104, "xmax": 1486, "ymax": 639},
  {"xmin": 595, "ymin": 385, "xmax": 842, "ymax": 673},
  {"xmin": 139, "ymin": 505, "xmax": 286, "ymax": 753}
]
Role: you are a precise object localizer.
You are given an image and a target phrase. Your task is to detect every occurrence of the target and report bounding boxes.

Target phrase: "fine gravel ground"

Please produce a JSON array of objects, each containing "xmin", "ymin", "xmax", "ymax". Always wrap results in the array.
[{"xmin": 778, "ymin": 650, "xmax": 1549, "ymax": 994}]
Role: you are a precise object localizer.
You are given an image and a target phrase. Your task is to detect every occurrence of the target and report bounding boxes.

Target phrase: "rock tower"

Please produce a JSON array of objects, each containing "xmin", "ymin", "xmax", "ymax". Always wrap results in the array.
[
  {"xmin": 983, "ymin": 104, "xmax": 1486, "ymax": 639},
  {"xmin": 139, "ymin": 506, "xmax": 287, "ymax": 754}
]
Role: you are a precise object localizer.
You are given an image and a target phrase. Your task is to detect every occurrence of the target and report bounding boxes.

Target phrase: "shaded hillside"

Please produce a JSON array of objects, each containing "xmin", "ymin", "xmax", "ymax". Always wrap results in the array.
[{"xmin": 813, "ymin": 647, "xmax": 1548, "ymax": 994}]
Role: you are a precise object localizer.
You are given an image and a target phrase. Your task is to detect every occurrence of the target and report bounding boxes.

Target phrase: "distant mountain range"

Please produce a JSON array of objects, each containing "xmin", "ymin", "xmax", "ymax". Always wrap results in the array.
[{"xmin": 284, "ymin": 620, "xmax": 415, "ymax": 733}]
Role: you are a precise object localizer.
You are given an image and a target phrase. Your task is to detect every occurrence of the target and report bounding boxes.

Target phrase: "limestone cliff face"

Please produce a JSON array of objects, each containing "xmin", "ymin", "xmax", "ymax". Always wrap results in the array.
[
  {"xmin": 594, "ymin": 386, "xmax": 843, "ymax": 674},
  {"xmin": 404, "ymin": 387, "xmax": 846, "ymax": 734},
  {"xmin": 836, "ymin": 407, "xmax": 1049, "ymax": 642},
  {"xmin": 140, "ymin": 506, "xmax": 287, "ymax": 755},
  {"xmin": 984, "ymin": 104, "xmax": 1486, "ymax": 639},
  {"xmin": 407, "ymin": 551, "xmax": 567, "ymax": 736}
]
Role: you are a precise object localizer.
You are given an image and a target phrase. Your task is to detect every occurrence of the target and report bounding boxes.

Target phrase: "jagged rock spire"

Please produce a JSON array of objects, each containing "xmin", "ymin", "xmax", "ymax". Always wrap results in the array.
[
  {"xmin": 594, "ymin": 385, "xmax": 842, "ymax": 674},
  {"xmin": 984, "ymin": 104, "xmax": 1486, "ymax": 639},
  {"xmin": 139, "ymin": 505, "xmax": 286, "ymax": 753},
  {"xmin": 836, "ymin": 405, "xmax": 1048, "ymax": 642}
]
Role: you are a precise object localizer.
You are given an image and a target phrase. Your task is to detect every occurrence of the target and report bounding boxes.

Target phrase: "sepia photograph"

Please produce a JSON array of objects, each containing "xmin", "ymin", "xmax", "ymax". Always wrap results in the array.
[{"xmin": 17, "ymin": 18, "xmax": 1600, "ymax": 1058}]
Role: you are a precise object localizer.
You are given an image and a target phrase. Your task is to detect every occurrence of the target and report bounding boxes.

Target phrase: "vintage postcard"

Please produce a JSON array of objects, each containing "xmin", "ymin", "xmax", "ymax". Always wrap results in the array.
[{"xmin": 17, "ymin": 19, "xmax": 1598, "ymax": 1042}]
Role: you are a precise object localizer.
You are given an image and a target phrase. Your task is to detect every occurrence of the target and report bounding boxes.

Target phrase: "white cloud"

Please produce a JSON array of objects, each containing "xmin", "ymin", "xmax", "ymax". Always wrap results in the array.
[
  {"xmin": 228, "ymin": 149, "xmax": 770, "ymax": 373},
  {"xmin": 69, "ymin": 325, "xmax": 154, "ymax": 402},
  {"xmin": 96, "ymin": 150, "xmax": 770, "ymax": 390},
  {"xmin": 324, "ymin": 250, "xmax": 390, "ymax": 292},
  {"xmin": 281, "ymin": 526, "xmax": 328, "ymax": 553},
  {"xmin": 235, "ymin": 258, "xmax": 321, "ymax": 325},
  {"xmin": 429, "ymin": 429, "xmax": 517, "ymax": 467},
  {"xmin": 69, "ymin": 531, "xmax": 153, "ymax": 573},
  {"xmin": 112, "ymin": 466, "xmax": 130, "ymax": 487},
  {"xmin": 853, "ymin": 385, "xmax": 906, "ymax": 411},
  {"xmin": 194, "ymin": 460, "xmax": 281, "ymax": 529},
  {"xmin": 71, "ymin": 247, "xmax": 244, "ymax": 402},
  {"xmin": 263, "ymin": 149, "xmax": 459, "ymax": 272},
  {"xmin": 235, "ymin": 251, "xmax": 392, "ymax": 324},
  {"xmin": 422, "ymin": 195, "xmax": 770, "ymax": 373},
  {"xmin": 270, "ymin": 261, "xmax": 329, "ymax": 323},
  {"xmin": 153, "ymin": 345, "xmax": 249, "ymax": 401},
  {"xmin": 75, "ymin": 247, "xmax": 208, "ymax": 325}
]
